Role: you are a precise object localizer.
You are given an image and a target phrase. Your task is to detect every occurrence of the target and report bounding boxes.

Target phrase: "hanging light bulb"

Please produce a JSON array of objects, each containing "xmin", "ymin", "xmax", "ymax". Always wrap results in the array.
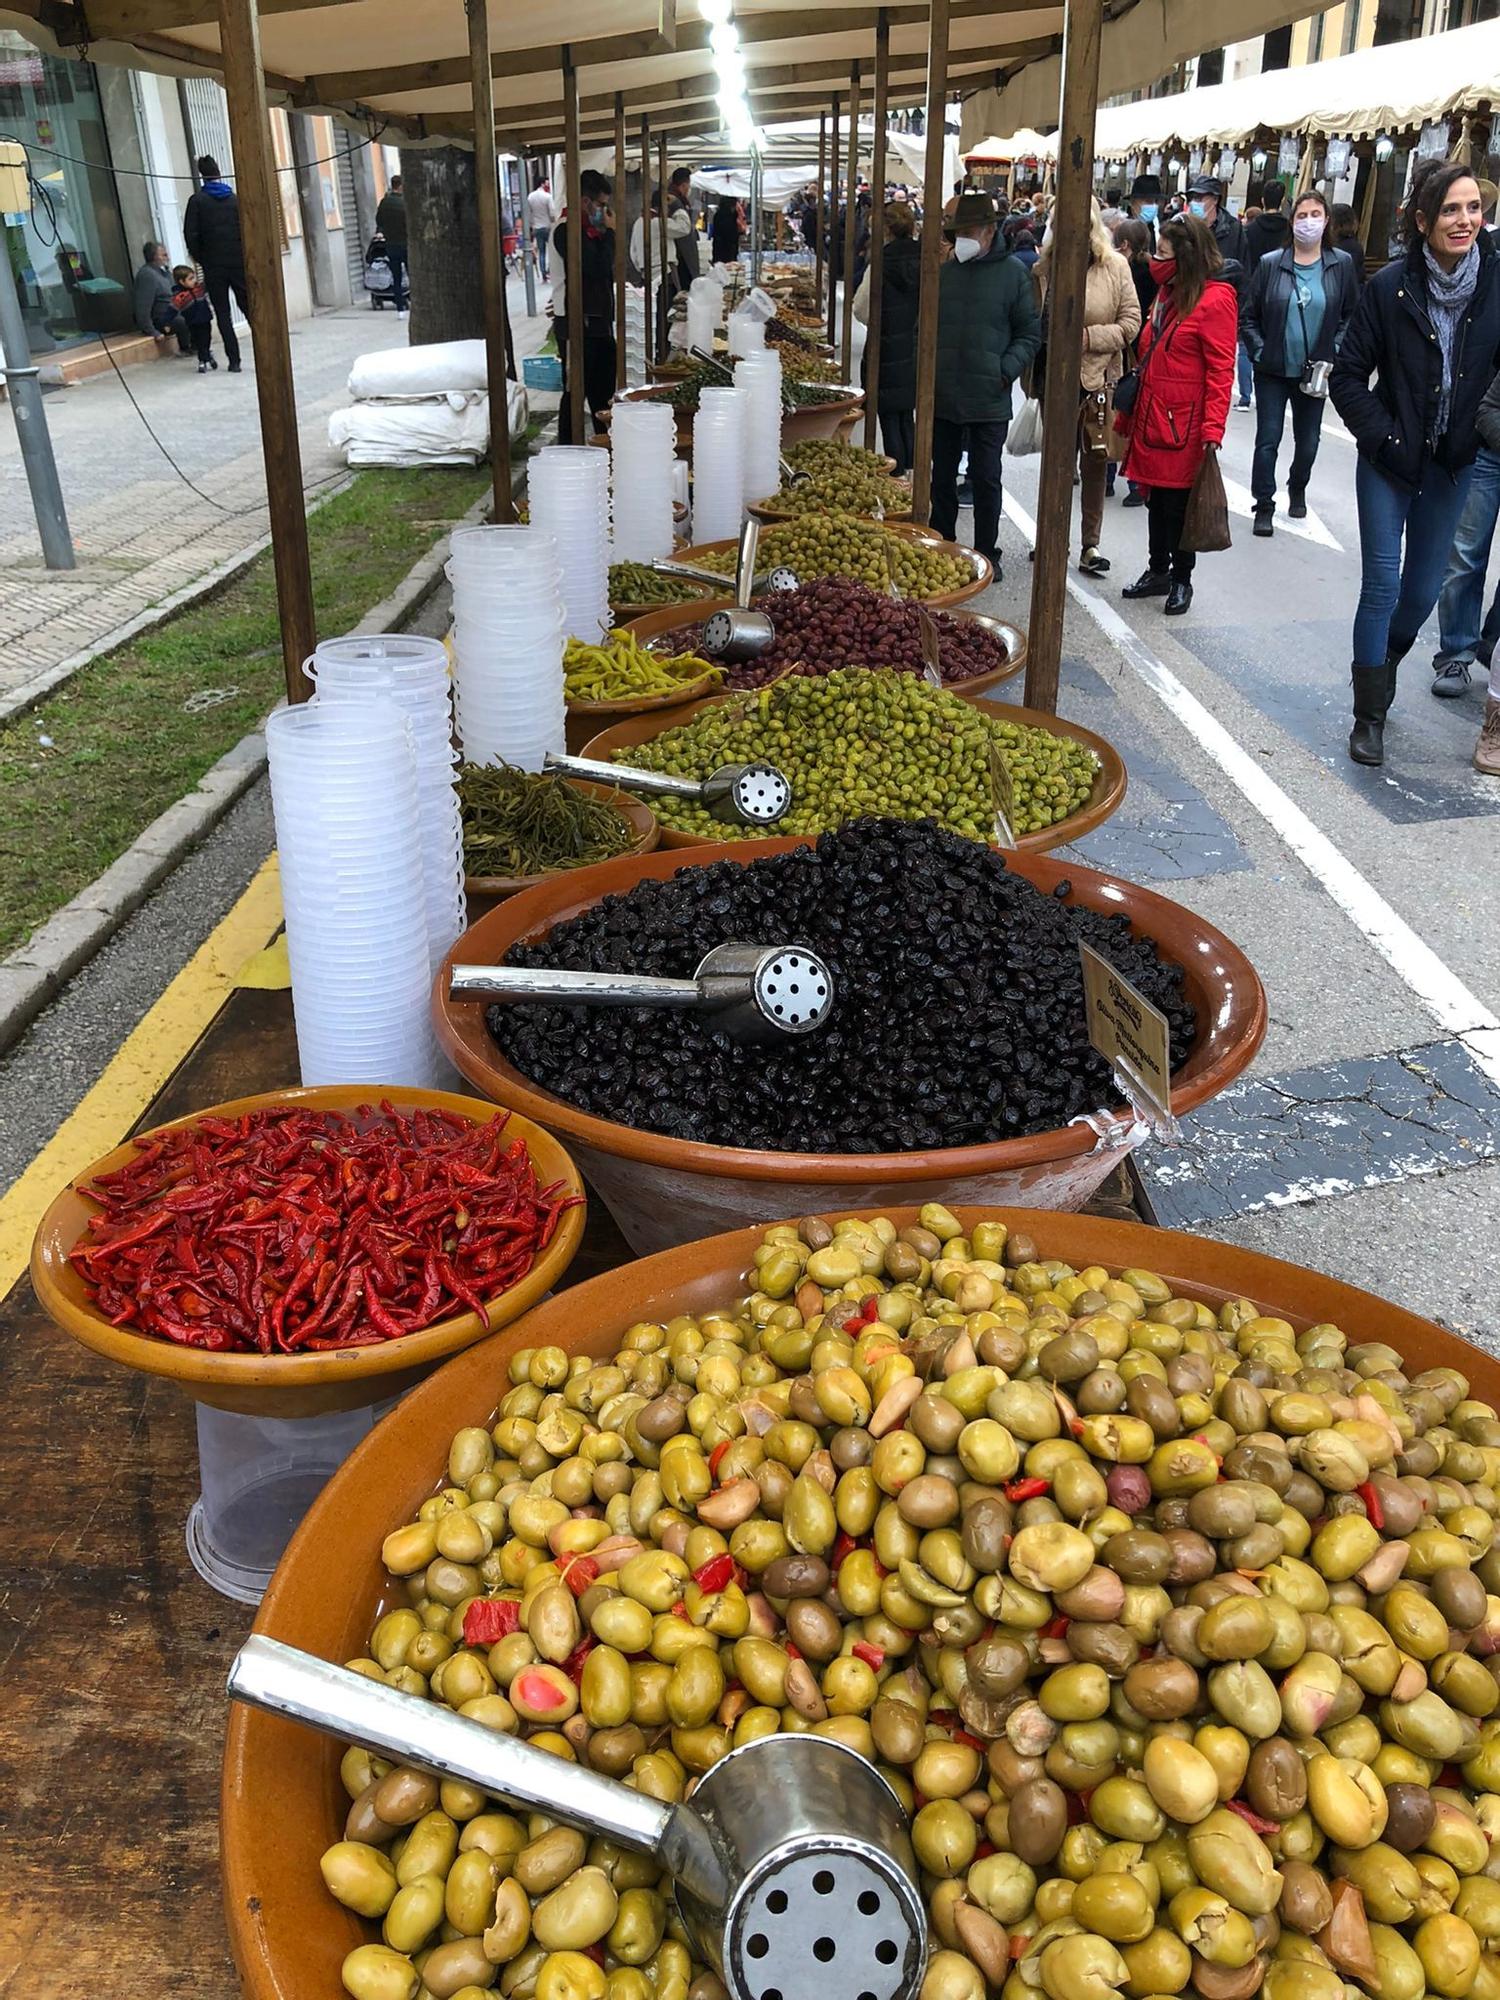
[
  {"xmin": 1375, "ymin": 134, "xmax": 1395, "ymax": 162},
  {"xmin": 700, "ymin": 0, "xmax": 733, "ymax": 22},
  {"xmin": 1168, "ymin": 154, "xmax": 1183, "ymax": 176},
  {"xmin": 1252, "ymin": 148, "xmax": 1267, "ymax": 173}
]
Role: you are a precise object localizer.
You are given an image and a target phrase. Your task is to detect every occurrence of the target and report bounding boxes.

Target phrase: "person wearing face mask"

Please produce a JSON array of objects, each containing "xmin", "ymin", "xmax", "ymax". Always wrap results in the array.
[
  {"xmin": 1185, "ymin": 173, "xmax": 1248, "ymax": 406},
  {"xmin": 552, "ymin": 169, "xmax": 618, "ymax": 441},
  {"xmin": 1117, "ymin": 215, "xmax": 1238, "ymax": 617},
  {"xmin": 929, "ymin": 191, "xmax": 1042, "ymax": 574},
  {"xmin": 1242, "ymin": 190, "xmax": 1357, "ymax": 534},
  {"xmin": 1331, "ymin": 159, "xmax": 1500, "ymax": 769}
]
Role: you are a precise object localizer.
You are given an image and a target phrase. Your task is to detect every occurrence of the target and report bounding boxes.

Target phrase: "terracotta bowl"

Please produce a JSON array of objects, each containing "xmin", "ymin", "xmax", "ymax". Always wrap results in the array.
[
  {"xmin": 30, "ymin": 1086, "xmax": 587, "ymax": 1417},
  {"xmin": 671, "ymin": 522, "xmax": 992, "ymax": 609},
  {"xmin": 620, "ymin": 598, "xmax": 1029, "ymax": 699},
  {"xmin": 602, "ymin": 383, "xmax": 865, "ymax": 455},
  {"xmin": 578, "ymin": 690, "xmax": 1123, "ymax": 855},
  {"xmin": 563, "ymin": 673, "xmax": 723, "ymax": 757},
  {"xmin": 222, "ymin": 1205, "xmax": 1484, "ymax": 2000},
  {"xmin": 464, "ymin": 781, "xmax": 660, "ymax": 920},
  {"xmin": 432, "ymin": 842, "xmax": 1264, "ymax": 1252}
]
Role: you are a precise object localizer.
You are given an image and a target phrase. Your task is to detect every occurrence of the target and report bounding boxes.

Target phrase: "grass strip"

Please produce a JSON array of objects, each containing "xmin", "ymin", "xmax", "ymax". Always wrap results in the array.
[{"xmin": 0, "ymin": 464, "xmax": 488, "ymax": 956}]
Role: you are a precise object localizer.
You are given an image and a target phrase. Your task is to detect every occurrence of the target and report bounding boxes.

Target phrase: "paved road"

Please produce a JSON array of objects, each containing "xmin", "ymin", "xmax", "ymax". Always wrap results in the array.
[{"xmin": 3, "ymin": 343, "xmax": 1499, "ymax": 1350}]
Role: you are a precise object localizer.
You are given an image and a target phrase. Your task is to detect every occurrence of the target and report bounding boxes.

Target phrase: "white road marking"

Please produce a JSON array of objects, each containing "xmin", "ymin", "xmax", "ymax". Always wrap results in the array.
[
  {"xmin": 1218, "ymin": 469, "xmax": 1344, "ymax": 552},
  {"xmin": 1002, "ymin": 489, "xmax": 1500, "ymax": 1088}
]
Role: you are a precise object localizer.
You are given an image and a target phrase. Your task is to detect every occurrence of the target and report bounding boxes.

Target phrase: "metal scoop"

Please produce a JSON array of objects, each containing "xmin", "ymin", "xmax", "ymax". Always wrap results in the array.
[
  {"xmin": 544, "ymin": 748, "xmax": 792, "ymax": 828},
  {"xmin": 653, "ymin": 514, "xmax": 800, "ymax": 631},
  {"xmin": 228, "ymin": 1636, "xmax": 926, "ymax": 2000},
  {"xmin": 450, "ymin": 940, "xmax": 835, "ymax": 1044}
]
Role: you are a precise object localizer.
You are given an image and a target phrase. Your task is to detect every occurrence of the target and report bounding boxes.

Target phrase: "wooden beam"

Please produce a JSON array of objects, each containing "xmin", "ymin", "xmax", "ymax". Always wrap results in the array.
[
  {"xmin": 614, "ymin": 92, "xmax": 628, "ymax": 393},
  {"xmin": 863, "ymin": 10, "xmax": 889, "ymax": 452},
  {"xmin": 657, "ymin": 130, "xmax": 670, "ymax": 364},
  {"xmin": 218, "ymin": 0, "xmax": 314, "ymax": 703},
  {"xmin": 563, "ymin": 46, "xmax": 585, "ymax": 445},
  {"xmin": 827, "ymin": 93, "xmax": 840, "ymax": 350},
  {"xmin": 910, "ymin": 0, "xmax": 950, "ymax": 527},
  {"xmin": 658, "ymin": 0, "xmax": 676, "ymax": 49},
  {"xmin": 841, "ymin": 61, "xmax": 861, "ymax": 383},
  {"xmin": 469, "ymin": 0, "xmax": 513, "ymax": 521},
  {"xmin": 824, "ymin": 113, "xmax": 836, "ymax": 320},
  {"xmin": 1025, "ymin": 0, "xmax": 1104, "ymax": 714},
  {"xmin": 640, "ymin": 115, "xmax": 653, "ymax": 388}
]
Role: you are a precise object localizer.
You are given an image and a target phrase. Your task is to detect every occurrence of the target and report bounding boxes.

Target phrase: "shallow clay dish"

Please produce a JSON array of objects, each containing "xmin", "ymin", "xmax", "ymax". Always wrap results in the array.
[
  {"xmin": 563, "ymin": 674, "xmax": 723, "ymax": 757},
  {"xmin": 464, "ymin": 779, "xmax": 660, "ymax": 917},
  {"xmin": 672, "ymin": 521, "xmax": 992, "ymax": 608},
  {"xmin": 223, "ymin": 1207, "xmax": 1478, "ymax": 2000},
  {"xmin": 31, "ymin": 1085, "xmax": 586, "ymax": 1416},
  {"xmin": 432, "ymin": 841, "xmax": 1264, "ymax": 1248},
  {"xmin": 579, "ymin": 691, "xmax": 1123, "ymax": 855}
]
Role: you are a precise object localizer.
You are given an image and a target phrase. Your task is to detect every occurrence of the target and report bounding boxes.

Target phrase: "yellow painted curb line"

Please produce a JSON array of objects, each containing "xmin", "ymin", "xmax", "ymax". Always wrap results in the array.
[{"xmin": 0, "ymin": 855, "xmax": 284, "ymax": 1305}]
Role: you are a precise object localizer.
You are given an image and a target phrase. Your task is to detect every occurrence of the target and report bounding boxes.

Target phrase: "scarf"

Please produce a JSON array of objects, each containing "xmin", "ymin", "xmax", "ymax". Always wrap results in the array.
[{"xmin": 1424, "ymin": 242, "xmax": 1480, "ymax": 436}]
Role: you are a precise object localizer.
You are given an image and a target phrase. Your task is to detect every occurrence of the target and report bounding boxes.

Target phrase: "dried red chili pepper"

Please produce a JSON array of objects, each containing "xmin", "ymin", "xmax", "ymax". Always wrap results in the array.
[
  {"xmin": 1356, "ymin": 1481, "xmax": 1385, "ymax": 1530},
  {"xmin": 851, "ymin": 1640, "xmax": 885, "ymax": 1670},
  {"xmin": 1225, "ymin": 1798, "xmax": 1281, "ymax": 1835},
  {"xmin": 1004, "ymin": 1476, "xmax": 1051, "ymax": 1502},
  {"xmin": 463, "ymin": 1597, "xmax": 521, "ymax": 1645},
  {"xmin": 692, "ymin": 1553, "xmax": 739, "ymax": 1594},
  {"xmin": 558, "ymin": 1554, "xmax": 600, "ymax": 1598}
]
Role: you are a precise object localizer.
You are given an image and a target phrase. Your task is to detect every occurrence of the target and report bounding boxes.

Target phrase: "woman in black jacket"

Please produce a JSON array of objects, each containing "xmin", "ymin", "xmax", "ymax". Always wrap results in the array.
[
  {"xmin": 710, "ymin": 194, "xmax": 741, "ymax": 265},
  {"xmin": 1331, "ymin": 160, "xmax": 1500, "ymax": 767},
  {"xmin": 852, "ymin": 201, "xmax": 921, "ymax": 473},
  {"xmin": 1242, "ymin": 191, "xmax": 1358, "ymax": 533}
]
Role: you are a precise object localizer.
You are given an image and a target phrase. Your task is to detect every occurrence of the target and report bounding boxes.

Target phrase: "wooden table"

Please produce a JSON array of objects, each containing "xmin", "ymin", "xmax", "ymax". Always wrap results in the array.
[{"xmin": 1, "ymin": 982, "xmax": 1148, "ymax": 1994}]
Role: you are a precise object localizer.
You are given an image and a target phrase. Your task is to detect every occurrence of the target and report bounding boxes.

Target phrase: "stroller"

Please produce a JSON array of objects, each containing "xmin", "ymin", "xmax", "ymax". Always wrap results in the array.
[{"xmin": 364, "ymin": 231, "xmax": 404, "ymax": 311}]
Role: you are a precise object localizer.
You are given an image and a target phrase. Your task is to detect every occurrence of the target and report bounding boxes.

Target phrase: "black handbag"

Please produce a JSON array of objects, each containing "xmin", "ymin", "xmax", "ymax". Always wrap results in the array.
[{"xmin": 1113, "ymin": 309, "xmax": 1176, "ymax": 418}]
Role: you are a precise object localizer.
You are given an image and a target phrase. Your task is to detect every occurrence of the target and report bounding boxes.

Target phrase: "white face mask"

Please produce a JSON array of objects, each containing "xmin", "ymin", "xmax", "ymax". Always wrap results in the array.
[
  {"xmin": 1292, "ymin": 214, "xmax": 1326, "ymax": 246},
  {"xmin": 953, "ymin": 235, "xmax": 983, "ymax": 263}
]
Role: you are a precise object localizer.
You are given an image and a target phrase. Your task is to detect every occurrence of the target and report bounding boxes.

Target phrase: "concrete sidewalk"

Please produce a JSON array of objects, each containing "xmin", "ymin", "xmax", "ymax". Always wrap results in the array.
[{"xmin": 0, "ymin": 277, "xmax": 551, "ymax": 720}]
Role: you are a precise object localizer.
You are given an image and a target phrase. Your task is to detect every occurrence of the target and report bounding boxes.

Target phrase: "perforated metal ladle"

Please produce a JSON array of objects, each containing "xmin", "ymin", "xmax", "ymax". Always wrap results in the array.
[
  {"xmin": 653, "ymin": 515, "xmax": 800, "ymax": 654},
  {"xmin": 450, "ymin": 941, "xmax": 835, "ymax": 1044},
  {"xmin": 544, "ymin": 747, "xmax": 792, "ymax": 829},
  {"xmin": 228, "ymin": 1636, "xmax": 926, "ymax": 2000}
]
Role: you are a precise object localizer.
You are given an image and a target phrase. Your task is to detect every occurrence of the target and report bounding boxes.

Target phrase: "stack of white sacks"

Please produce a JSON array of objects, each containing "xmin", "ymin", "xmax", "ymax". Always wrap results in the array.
[
  {"xmin": 329, "ymin": 340, "xmax": 528, "ymax": 468},
  {"xmin": 447, "ymin": 524, "xmax": 567, "ymax": 771},
  {"xmin": 735, "ymin": 350, "xmax": 783, "ymax": 506},
  {"xmin": 693, "ymin": 385, "xmax": 748, "ymax": 543},
  {"xmin": 528, "ymin": 446, "xmax": 611, "ymax": 644},
  {"xmin": 609, "ymin": 401, "xmax": 676, "ymax": 564},
  {"xmin": 266, "ymin": 698, "xmax": 446, "ymax": 1090}
]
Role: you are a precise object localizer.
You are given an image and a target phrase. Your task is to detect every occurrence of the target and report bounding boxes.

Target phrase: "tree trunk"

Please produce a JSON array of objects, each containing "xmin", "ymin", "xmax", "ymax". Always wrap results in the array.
[{"xmin": 404, "ymin": 145, "xmax": 483, "ymax": 345}]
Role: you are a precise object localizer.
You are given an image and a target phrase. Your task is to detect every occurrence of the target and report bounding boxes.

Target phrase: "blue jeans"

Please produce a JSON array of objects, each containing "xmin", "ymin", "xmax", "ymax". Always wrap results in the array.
[
  {"xmin": 1237, "ymin": 341, "xmax": 1253, "ymax": 404},
  {"xmin": 1436, "ymin": 445, "xmax": 1500, "ymax": 667},
  {"xmin": 1353, "ymin": 455, "xmax": 1475, "ymax": 668},
  {"xmin": 1251, "ymin": 372, "xmax": 1324, "ymax": 505}
]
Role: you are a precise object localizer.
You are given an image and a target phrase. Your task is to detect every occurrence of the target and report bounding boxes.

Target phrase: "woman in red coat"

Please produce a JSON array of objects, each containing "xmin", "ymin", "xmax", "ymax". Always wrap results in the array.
[{"xmin": 1119, "ymin": 215, "xmax": 1239, "ymax": 616}]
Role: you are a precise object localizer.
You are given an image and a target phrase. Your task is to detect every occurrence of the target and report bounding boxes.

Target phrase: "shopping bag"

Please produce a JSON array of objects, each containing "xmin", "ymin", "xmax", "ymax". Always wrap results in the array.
[
  {"xmin": 1006, "ymin": 396, "xmax": 1043, "ymax": 458},
  {"xmin": 1180, "ymin": 447, "xmax": 1232, "ymax": 553}
]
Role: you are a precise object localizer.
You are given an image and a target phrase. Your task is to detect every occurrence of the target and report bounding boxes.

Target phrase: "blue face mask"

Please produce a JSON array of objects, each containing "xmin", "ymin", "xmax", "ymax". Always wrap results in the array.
[
  {"xmin": 1139, "ymin": 204, "xmax": 1158, "ymax": 223},
  {"xmin": 1189, "ymin": 199, "xmax": 1208, "ymax": 221}
]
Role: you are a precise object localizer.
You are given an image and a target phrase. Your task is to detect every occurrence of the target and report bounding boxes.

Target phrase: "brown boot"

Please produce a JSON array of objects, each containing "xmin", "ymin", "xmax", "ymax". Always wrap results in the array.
[{"xmin": 1476, "ymin": 697, "xmax": 1500, "ymax": 777}]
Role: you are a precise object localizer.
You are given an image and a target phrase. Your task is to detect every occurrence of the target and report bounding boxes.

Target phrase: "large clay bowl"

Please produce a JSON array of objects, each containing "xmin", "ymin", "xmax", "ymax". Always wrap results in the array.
[
  {"xmin": 579, "ymin": 691, "xmax": 1123, "ymax": 855},
  {"xmin": 222, "ymin": 1207, "xmax": 1480, "ymax": 2000},
  {"xmin": 672, "ymin": 522, "xmax": 992, "ymax": 609},
  {"xmin": 432, "ymin": 842, "xmax": 1264, "ymax": 1252},
  {"xmin": 563, "ymin": 673, "xmax": 723, "ymax": 758},
  {"xmin": 31, "ymin": 1086, "xmax": 587, "ymax": 1416},
  {"xmin": 464, "ymin": 780, "xmax": 660, "ymax": 919},
  {"xmin": 620, "ymin": 597, "xmax": 1028, "ymax": 697}
]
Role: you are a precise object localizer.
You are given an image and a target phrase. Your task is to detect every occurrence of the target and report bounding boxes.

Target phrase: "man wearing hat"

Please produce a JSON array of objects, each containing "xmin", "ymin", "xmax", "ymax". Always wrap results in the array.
[{"xmin": 929, "ymin": 190, "xmax": 1042, "ymax": 576}]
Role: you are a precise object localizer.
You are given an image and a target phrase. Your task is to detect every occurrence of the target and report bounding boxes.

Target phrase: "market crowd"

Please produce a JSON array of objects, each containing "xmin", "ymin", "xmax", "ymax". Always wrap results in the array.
[{"xmin": 532, "ymin": 153, "xmax": 1500, "ymax": 783}]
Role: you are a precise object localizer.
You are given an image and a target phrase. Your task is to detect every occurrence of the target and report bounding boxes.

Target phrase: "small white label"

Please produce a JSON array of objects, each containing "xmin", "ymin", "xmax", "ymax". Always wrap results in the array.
[
  {"xmin": 1079, "ymin": 941, "xmax": 1176, "ymax": 1136},
  {"xmin": 919, "ymin": 608, "xmax": 943, "ymax": 688},
  {"xmin": 988, "ymin": 740, "xmax": 1016, "ymax": 849}
]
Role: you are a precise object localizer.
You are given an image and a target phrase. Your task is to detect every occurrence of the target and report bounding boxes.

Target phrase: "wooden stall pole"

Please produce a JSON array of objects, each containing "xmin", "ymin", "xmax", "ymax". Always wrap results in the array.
[
  {"xmin": 909, "ymin": 0, "xmax": 950, "ymax": 527},
  {"xmin": 218, "ymin": 0, "xmax": 315, "ymax": 702},
  {"xmin": 614, "ymin": 93, "xmax": 628, "ymax": 391},
  {"xmin": 467, "ymin": 0, "xmax": 513, "ymax": 521},
  {"xmin": 862, "ymin": 11, "xmax": 889, "ymax": 450},
  {"xmin": 562, "ymin": 45, "xmax": 585, "ymax": 443},
  {"xmin": 640, "ymin": 117, "xmax": 653, "ymax": 385},
  {"xmin": 827, "ymin": 93, "xmax": 841, "ymax": 348},
  {"xmin": 1024, "ymin": 0, "xmax": 1104, "ymax": 714},
  {"xmin": 657, "ymin": 131, "xmax": 671, "ymax": 362},
  {"xmin": 841, "ymin": 61, "xmax": 861, "ymax": 381},
  {"xmin": 816, "ymin": 112, "xmax": 828, "ymax": 315}
]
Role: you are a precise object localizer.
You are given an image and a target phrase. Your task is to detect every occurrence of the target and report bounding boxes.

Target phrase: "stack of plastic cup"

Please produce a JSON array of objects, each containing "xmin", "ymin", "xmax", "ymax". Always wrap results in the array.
[
  {"xmin": 688, "ymin": 275, "xmax": 723, "ymax": 354},
  {"xmin": 692, "ymin": 384, "xmax": 747, "ymax": 544},
  {"xmin": 609, "ymin": 401, "xmax": 677, "ymax": 563},
  {"xmin": 304, "ymin": 634, "xmax": 465, "ymax": 976},
  {"xmin": 446, "ymin": 523, "xmax": 566, "ymax": 771},
  {"xmin": 529, "ymin": 446, "xmax": 611, "ymax": 645},
  {"xmin": 736, "ymin": 349, "xmax": 784, "ymax": 506},
  {"xmin": 266, "ymin": 700, "xmax": 443, "ymax": 1090},
  {"xmin": 726, "ymin": 308, "xmax": 766, "ymax": 357}
]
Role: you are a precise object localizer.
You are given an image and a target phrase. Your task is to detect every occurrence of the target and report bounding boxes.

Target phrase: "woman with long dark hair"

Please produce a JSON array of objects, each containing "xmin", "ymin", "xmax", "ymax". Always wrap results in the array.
[
  {"xmin": 710, "ymin": 192, "xmax": 742, "ymax": 264},
  {"xmin": 1117, "ymin": 214, "xmax": 1238, "ymax": 617},
  {"xmin": 1331, "ymin": 160, "xmax": 1500, "ymax": 767}
]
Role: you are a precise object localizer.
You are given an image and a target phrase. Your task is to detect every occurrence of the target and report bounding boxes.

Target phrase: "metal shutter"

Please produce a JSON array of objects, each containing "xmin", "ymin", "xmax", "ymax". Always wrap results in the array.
[{"xmin": 335, "ymin": 133, "xmax": 364, "ymax": 294}]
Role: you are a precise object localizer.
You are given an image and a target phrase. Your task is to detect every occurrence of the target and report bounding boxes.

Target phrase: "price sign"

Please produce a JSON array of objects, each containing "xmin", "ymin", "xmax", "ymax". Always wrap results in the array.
[
  {"xmin": 1188, "ymin": 147, "xmax": 1204, "ymax": 178},
  {"xmin": 918, "ymin": 607, "xmax": 943, "ymax": 688},
  {"xmin": 1079, "ymin": 942, "xmax": 1176, "ymax": 1136},
  {"xmin": 988, "ymin": 740, "xmax": 1016, "ymax": 849},
  {"xmin": 1278, "ymin": 134, "xmax": 1301, "ymax": 176},
  {"xmin": 1148, "ymin": 151, "xmax": 1164, "ymax": 177},
  {"xmin": 1217, "ymin": 149, "xmax": 1237, "ymax": 182},
  {"xmin": 1418, "ymin": 120, "xmax": 1448, "ymax": 160},
  {"xmin": 1325, "ymin": 138, "xmax": 1351, "ymax": 179}
]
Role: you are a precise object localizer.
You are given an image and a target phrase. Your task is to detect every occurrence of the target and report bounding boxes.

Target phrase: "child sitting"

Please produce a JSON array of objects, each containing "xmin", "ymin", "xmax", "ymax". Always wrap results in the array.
[{"xmin": 171, "ymin": 265, "xmax": 217, "ymax": 372}]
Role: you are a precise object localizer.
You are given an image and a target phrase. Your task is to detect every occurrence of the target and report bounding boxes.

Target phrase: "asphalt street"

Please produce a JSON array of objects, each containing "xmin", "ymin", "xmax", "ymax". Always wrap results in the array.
[{"xmin": 3, "ymin": 359, "xmax": 1499, "ymax": 1349}]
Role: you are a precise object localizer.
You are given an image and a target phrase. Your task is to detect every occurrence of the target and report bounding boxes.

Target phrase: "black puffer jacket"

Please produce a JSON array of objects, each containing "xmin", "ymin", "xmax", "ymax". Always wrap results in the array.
[
  {"xmin": 872, "ymin": 236, "xmax": 921, "ymax": 411},
  {"xmin": 1331, "ymin": 232, "xmax": 1500, "ymax": 491},
  {"xmin": 183, "ymin": 181, "xmax": 244, "ymax": 278},
  {"xmin": 1242, "ymin": 245, "xmax": 1358, "ymax": 376}
]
